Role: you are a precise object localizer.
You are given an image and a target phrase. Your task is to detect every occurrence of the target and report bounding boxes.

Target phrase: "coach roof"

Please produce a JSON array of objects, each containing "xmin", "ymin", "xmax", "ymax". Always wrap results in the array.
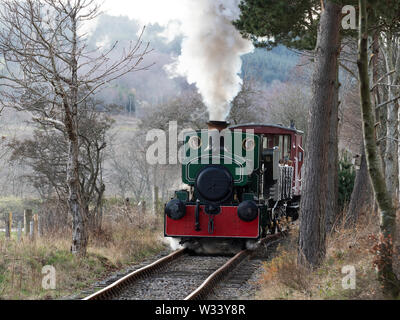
[{"xmin": 228, "ymin": 123, "xmax": 304, "ymax": 135}]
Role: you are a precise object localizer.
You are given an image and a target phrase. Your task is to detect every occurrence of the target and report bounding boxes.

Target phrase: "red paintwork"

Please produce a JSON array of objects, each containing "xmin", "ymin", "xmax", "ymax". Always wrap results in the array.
[
  {"xmin": 230, "ymin": 124, "xmax": 298, "ymax": 136},
  {"xmin": 165, "ymin": 205, "xmax": 260, "ymax": 239}
]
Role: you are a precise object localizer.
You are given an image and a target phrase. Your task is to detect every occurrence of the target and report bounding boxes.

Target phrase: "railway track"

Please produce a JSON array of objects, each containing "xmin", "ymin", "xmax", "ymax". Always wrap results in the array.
[{"xmin": 83, "ymin": 233, "xmax": 285, "ymax": 301}]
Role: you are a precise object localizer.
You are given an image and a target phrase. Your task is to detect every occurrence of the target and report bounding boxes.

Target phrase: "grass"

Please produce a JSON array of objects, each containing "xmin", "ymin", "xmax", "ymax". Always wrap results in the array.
[
  {"xmin": 0, "ymin": 213, "xmax": 165, "ymax": 300},
  {"xmin": 256, "ymin": 211, "xmax": 392, "ymax": 300},
  {"xmin": 0, "ymin": 232, "xmax": 17, "ymax": 241}
]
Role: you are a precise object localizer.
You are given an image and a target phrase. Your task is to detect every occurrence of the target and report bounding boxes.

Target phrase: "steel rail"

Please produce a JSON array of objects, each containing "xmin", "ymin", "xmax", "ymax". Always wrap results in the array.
[
  {"xmin": 83, "ymin": 232, "xmax": 287, "ymax": 300},
  {"xmin": 184, "ymin": 249, "xmax": 249, "ymax": 300},
  {"xmin": 83, "ymin": 248, "xmax": 187, "ymax": 300},
  {"xmin": 184, "ymin": 232, "xmax": 286, "ymax": 300}
]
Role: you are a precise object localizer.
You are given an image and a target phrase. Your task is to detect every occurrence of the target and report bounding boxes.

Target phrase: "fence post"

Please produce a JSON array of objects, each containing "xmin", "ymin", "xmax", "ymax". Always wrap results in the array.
[
  {"xmin": 152, "ymin": 186, "xmax": 159, "ymax": 216},
  {"xmin": 30, "ymin": 221, "xmax": 34, "ymax": 240},
  {"xmin": 37, "ymin": 215, "xmax": 41, "ymax": 238},
  {"xmin": 4, "ymin": 212, "xmax": 10, "ymax": 239},
  {"xmin": 141, "ymin": 201, "xmax": 146, "ymax": 228},
  {"xmin": 33, "ymin": 214, "xmax": 39, "ymax": 238},
  {"xmin": 24, "ymin": 209, "xmax": 33, "ymax": 236},
  {"xmin": 17, "ymin": 221, "xmax": 22, "ymax": 241},
  {"xmin": 8, "ymin": 212, "xmax": 12, "ymax": 238}
]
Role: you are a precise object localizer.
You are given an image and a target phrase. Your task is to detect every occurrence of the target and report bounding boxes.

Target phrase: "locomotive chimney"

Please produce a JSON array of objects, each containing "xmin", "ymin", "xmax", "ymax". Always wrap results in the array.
[{"xmin": 207, "ymin": 121, "xmax": 230, "ymax": 132}]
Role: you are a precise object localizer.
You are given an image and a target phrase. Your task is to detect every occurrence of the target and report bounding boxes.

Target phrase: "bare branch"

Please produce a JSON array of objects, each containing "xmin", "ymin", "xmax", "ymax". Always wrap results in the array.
[{"xmin": 375, "ymin": 95, "xmax": 400, "ymax": 110}]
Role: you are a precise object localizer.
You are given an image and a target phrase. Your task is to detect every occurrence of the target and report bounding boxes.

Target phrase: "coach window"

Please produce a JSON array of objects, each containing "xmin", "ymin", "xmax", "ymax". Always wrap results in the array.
[
  {"xmin": 273, "ymin": 135, "xmax": 284, "ymax": 160},
  {"xmin": 274, "ymin": 135, "xmax": 283, "ymax": 151},
  {"xmin": 283, "ymin": 135, "xmax": 291, "ymax": 161}
]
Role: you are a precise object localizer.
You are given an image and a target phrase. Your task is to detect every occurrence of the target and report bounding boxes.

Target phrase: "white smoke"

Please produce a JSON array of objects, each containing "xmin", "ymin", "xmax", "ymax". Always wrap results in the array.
[
  {"xmin": 100, "ymin": 0, "xmax": 254, "ymax": 120},
  {"xmin": 164, "ymin": 237, "xmax": 184, "ymax": 251},
  {"xmin": 164, "ymin": 0, "xmax": 254, "ymax": 121}
]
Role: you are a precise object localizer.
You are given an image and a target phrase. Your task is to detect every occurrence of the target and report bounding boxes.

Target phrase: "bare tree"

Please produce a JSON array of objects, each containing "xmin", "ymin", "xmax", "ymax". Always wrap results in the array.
[
  {"xmin": 0, "ymin": 0, "xmax": 152, "ymax": 255},
  {"xmin": 357, "ymin": 0, "xmax": 400, "ymax": 297},
  {"xmin": 341, "ymin": 83, "xmax": 374, "ymax": 226},
  {"xmin": 109, "ymin": 131, "xmax": 152, "ymax": 204},
  {"xmin": 8, "ymin": 98, "xmax": 113, "ymax": 231},
  {"xmin": 377, "ymin": 31, "xmax": 400, "ymax": 206},
  {"xmin": 228, "ymin": 77, "xmax": 265, "ymax": 125},
  {"xmin": 140, "ymin": 90, "xmax": 209, "ymax": 131},
  {"xmin": 266, "ymin": 81, "xmax": 311, "ymax": 138},
  {"xmin": 0, "ymin": 104, "xmax": 7, "ymax": 161}
]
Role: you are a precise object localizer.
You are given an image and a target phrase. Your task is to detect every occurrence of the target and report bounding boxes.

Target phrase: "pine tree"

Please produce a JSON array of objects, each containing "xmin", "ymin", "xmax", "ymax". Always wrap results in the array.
[
  {"xmin": 235, "ymin": 0, "xmax": 343, "ymax": 267},
  {"xmin": 234, "ymin": 0, "xmax": 320, "ymax": 50}
]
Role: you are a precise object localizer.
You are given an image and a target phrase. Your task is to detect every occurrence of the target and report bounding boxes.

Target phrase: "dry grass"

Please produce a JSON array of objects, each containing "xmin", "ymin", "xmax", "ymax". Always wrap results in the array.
[
  {"xmin": 256, "ymin": 211, "xmax": 389, "ymax": 300},
  {"xmin": 0, "ymin": 212, "xmax": 165, "ymax": 300}
]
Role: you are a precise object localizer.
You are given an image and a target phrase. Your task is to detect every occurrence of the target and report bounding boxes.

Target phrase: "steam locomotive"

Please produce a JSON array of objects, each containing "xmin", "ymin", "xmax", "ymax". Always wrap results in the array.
[{"xmin": 164, "ymin": 121, "xmax": 304, "ymax": 250}]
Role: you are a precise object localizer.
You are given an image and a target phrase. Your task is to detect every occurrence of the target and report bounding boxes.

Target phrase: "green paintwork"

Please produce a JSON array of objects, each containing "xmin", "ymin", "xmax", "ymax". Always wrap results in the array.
[
  {"xmin": 242, "ymin": 193, "xmax": 256, "ymax": 201},
  {"xmin": 175, "ymin": 190, "xmax": 189, "ymax": 202},
  {"xmin": 181, "ymin": 130, "xmax": 260, "ymax": 186}
]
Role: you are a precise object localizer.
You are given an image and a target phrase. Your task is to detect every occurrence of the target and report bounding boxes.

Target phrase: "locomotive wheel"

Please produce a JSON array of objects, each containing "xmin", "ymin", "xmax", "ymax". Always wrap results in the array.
[
  {"xmin": 269, "ymin": 221, "xmax": 277, "ymax": 235},
  {"xmin": 276, "ymin": 221, "xmax": 282, "ymax": 233},
  {"xmin": 260, "ymin": 226, "xmax": 267, "ymax": 238}
]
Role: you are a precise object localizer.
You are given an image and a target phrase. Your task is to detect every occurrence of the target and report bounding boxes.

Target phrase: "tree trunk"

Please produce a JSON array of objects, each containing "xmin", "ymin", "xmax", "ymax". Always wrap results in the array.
[
  {"xmin": 69, "ymin": 13, "xmax": 88, "ymax": 256},
  {"xmin": 325, "ymin": 63, "xmax": 340, "ymax": 233},
  {"xmin": 383, "ymin": 32, "xmax": 399, "ymax": 204},
  {"xmin": 152, "ymin": 165, "xmax": 159, "ymax": 216},
  {"xmin": 357, "ymin": 0, "xmax": 399, "ymax": 297},
  {"xmin": 346, "ymin": 147, "xmax": 374, "ymax": 226},
  {"xmin": 94, "ymin": 183, "xmax": 105, "ymax": 231},
  {"xmin": 372, "ymin": 31, "xmax": 382, "ymax": 138},
  {"xmin": 385, "ymin": 97, "xmax": 398, "ymax": 201},
  {"xmin": 298, "ymin": 0, "xmax": 341, "ymax": 268},
  {"xmin": 69, "ymin": 137, "xmax": 88, "ymax": 256}
]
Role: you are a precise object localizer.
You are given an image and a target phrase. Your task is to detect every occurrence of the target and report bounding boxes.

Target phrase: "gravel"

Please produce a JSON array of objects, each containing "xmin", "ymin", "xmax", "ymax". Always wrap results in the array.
[
  {"xmin": 206, "ymin": 239, "xmax": 282, "ymax": 300},
  {"xmin": 114, "ymin": 254, "xmax": 230, "ymax": 300},
  {"xmin": 65, "ymin": 249, "xmax": 173, "ymax": 300},
  {"xmin": 68, "ymin": 236, "xmax": 286, "ymax": 301}
]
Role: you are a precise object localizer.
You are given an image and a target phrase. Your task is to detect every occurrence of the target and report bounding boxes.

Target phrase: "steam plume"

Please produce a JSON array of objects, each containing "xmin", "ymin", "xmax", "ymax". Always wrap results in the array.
[{"xmin": 166, "ymin": 0, "xmax": 254, "ymax": 121}]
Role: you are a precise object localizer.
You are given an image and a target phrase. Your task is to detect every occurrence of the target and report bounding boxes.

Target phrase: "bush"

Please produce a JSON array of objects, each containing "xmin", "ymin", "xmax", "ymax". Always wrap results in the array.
[
  {"xmin": 338, "ymin": 151, "xmax": 356, "ymax": 210},
  {"xmin": 257, "ymin": 211, "xmax": 385, "ymax": 300}
]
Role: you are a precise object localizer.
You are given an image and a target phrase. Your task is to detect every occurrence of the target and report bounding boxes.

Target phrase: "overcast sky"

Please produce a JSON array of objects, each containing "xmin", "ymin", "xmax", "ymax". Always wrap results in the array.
[
  {"xmin": 101, "ymin": 0, "xmax": 183, "ymax": 25},
  {"xmin": 94, "ymin": 0, "xmax": 189, "ymax": 42}
]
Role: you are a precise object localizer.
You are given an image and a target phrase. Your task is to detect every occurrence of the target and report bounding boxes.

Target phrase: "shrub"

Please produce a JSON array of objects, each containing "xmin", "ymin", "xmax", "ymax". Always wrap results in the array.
[{"xmin": 338, "ymin": 151, "xmax": 356, "ymax": 210}]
